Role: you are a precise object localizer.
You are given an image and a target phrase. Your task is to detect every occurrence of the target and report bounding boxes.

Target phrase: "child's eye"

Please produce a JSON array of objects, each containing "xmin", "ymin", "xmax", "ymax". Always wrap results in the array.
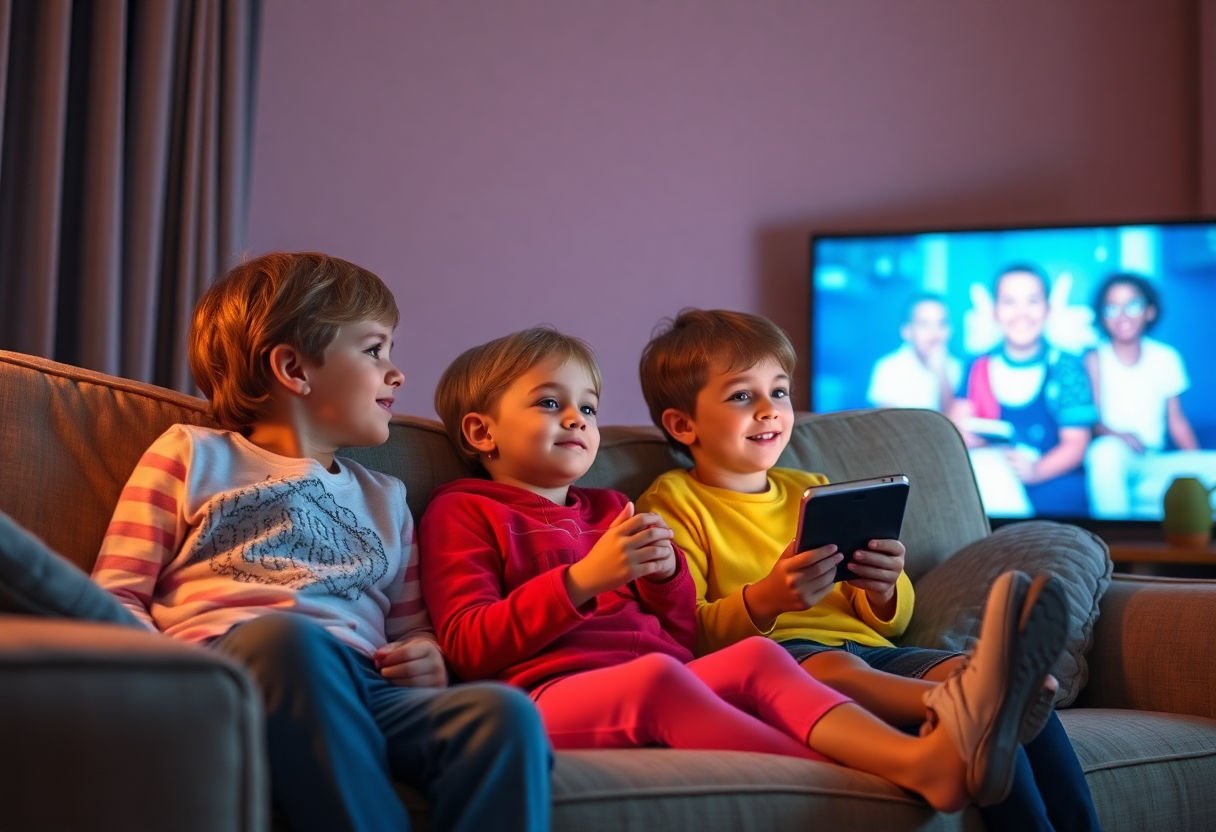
[
  {"xmin": 365, "ymin": 345, "xmax": 383, "ymax": 359},
  {"xmin": 580, "ymin": 404, "xmax": 598, "ymax": 417},
  {"xmin": 728, "ymin": 391, "xmax": 751, "ymax": 403},
  {"xmin": 536, "ymin": 398, "xmax": 560, "ymax": 410},
  {"xmin": 772, "ymin": 388, "xmax": 789, "ymax": 400}
]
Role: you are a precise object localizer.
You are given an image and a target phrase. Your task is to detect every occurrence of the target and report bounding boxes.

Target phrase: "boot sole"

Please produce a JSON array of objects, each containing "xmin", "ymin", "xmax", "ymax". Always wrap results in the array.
[{"xmin": 971, "ymin": 573, "xmax": 1069, "ymax": 806}]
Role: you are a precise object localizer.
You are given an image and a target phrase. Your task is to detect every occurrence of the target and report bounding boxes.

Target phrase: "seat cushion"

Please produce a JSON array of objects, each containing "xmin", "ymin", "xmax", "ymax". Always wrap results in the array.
[
  {"xmin": 549, "ymin": 748, "xmax": 976, "ymax": 832},
  {"xmin": 1061, "ymin": 708, "xmax": 1216, "ymax": 831}
]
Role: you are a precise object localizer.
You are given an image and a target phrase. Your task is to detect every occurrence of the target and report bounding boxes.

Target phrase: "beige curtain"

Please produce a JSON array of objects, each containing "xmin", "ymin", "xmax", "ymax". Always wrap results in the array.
[{"xmin": 0, "ymin": 0, "xmax": 259, "ymax": 391}]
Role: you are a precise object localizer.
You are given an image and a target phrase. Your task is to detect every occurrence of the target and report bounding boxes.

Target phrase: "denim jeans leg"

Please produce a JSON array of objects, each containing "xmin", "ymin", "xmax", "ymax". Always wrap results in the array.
[
  {"xmin": 977, "ymin": 745, "xmax": 1053, "ymax": 832},
  {"xmin": 369, "ymin": 680, "xmax": 553, "ymax": 832},
  {"xmin": 212, "ymin": 614, "xmax": 410, "ymax": 832},
  {"xmin": 1025, "ymin": 713, "xmax": 1103, "ymax": 831}
]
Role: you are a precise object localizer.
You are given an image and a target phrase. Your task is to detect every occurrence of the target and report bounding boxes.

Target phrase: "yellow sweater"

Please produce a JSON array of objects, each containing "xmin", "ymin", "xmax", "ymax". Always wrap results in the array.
[{"xmin": 638, "ymin": 468, "xmax": 914, "ymax": 656}]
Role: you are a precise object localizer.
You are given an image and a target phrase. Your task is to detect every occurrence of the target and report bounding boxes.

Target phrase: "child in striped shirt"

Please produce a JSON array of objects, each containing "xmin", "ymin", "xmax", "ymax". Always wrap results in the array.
[{"xmin": 92, "ymin": 251, "xmax": 550, "ymax": 832}]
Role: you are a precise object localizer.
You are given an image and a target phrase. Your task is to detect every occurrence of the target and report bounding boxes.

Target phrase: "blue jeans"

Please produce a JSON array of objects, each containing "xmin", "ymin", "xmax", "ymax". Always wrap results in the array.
[
  {"xmin": 213, "ymin": 614, "xmax": 552, "ymax": 832},
  {"xmin": 989, "ymin": 712, "xmax": 1101, "ymax": 832},
  {"xmin": 781, "ymin": 639, "xmax": 1101, "ymax": 831}
]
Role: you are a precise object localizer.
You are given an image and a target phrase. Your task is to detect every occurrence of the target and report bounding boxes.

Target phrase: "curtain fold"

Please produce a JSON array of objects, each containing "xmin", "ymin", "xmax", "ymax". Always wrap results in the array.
[{"xmin": 0, "ymin": 0, "xmax": 260, "ymax": 392}]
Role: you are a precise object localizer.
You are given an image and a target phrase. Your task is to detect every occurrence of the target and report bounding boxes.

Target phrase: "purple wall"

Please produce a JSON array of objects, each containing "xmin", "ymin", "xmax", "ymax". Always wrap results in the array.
[{"xmin": 247, "ymin": 1, "xmax": 1206, "ymax": 423}]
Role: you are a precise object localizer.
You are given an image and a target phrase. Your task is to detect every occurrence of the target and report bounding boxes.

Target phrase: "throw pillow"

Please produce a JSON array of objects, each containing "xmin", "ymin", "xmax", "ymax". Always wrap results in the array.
[
  {"xmin": 901, "ymin": 520, "xmax": 1112, "ymax": 707},
  {"xmin": 0, "ymin": 510, "xmax": 143, "ymax": 627}
]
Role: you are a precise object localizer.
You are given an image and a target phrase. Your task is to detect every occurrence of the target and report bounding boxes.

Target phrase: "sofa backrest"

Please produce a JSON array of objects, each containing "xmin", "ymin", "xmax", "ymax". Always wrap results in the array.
[{"xmin": 0, "ymin": 350, "xmax": 990, "ymax": 580}]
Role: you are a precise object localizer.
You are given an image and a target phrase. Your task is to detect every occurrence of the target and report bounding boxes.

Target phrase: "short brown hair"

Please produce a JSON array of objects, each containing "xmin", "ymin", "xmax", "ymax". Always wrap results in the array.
[
  {"xmin": 189, "ymin": 251, "xmax": 399, "ymax": 431},
  {"xmin": 639, "ymin": 308, "xmax": 797, "ymax": 449},
  {"xmin": 435, "ymin": 326, "xmax": 602, "ymax": 464}
]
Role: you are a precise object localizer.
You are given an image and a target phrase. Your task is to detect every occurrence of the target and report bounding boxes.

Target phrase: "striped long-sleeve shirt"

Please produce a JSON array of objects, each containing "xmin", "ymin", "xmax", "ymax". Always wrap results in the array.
[{"xmin": 92, "ymin": 424, "xmax": 430, "ymax": 657}]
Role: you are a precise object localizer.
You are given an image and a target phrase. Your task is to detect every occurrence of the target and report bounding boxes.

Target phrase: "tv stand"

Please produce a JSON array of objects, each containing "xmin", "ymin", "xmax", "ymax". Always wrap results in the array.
[{"xmin": 1105, "ymin": 539, "xmax": 1216, "ymax": 576}]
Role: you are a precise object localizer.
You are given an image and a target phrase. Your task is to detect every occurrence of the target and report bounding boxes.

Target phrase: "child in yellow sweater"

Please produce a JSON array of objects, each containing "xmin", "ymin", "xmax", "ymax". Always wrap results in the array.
[{"xmin": 636, "ymin": 308, "xmax": 1100, "ymax": 832}]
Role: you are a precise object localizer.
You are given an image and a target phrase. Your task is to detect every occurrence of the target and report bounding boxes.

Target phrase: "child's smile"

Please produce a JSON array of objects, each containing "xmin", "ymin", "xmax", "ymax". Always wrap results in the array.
[
  {"xmin": 1101, "ymin": 282, "xmax": 1152, "ymax": 345},
  {"xmin": 994, "ymin": 271, "xmax": 1048, "ymax": 355},
  {"xmin": 296, "ymin": 318, "xmax": 403, "ymax": 458},
  {"xmin": 677, "ymin": 356, "xmax": 794, "ymax": 492}
]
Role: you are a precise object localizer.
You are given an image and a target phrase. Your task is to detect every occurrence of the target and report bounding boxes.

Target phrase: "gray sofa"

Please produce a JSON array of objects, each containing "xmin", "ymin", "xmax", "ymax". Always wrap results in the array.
[{"xmin": 2, "ymin": 348, "xmax": 1215, "ymax": 831}]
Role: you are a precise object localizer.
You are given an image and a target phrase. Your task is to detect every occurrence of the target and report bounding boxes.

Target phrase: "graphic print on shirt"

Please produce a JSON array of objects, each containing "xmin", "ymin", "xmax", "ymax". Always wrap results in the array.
[
  {"xmin": 189, "ymin": 476, "xmax": 388, "ymax": 599},
  {"xmin": 505, "ymin": 514, "xmax": 603, "ymax": 575}
]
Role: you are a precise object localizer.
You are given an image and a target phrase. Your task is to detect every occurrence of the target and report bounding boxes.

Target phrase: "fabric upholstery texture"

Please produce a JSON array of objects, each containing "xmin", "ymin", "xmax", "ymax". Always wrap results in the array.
[
  {"xmin": 777, "ymin": 408, "xmax": 992, "ymax": 581},
  {"xmin": 1063, "ymin": 708, "xmax": 1216, "ymax": 831},
  {"xmin": 0, "ymin": 510, "xmax": 141, "ymax": 626},
  {"xmin": 547, "ymin": 748, "xmax": 971, "ymax": 831},
  {"xmin": 0, "ymin": 351, "xmax": 214, "ymax": 572},
  {"xmin": 901, "ymin": 520, "xmax": 1113, "ymax": 707},
  {"xmin": 5, "ymin": 349, "xmax": 1216, "ymax": 832},
  {"xmin": 1080, "ymin": 576, "xmax": 1216, "ymax": 717},
  {"xmin": 0, "ymin": 616, "xmax": 266, "ymax": 831}
]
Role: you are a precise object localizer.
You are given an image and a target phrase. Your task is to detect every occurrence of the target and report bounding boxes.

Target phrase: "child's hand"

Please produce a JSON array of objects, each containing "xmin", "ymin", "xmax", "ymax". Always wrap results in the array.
[
  {"xmin": 565, "ymin": 502, "xmax": 677, "ymax": 607},
  {"xmin": 743, "ymin": 540, "xmax": 842, "ymax": 631},
  {"xmin": 1111, "ymin": 430, "xmax": 1146, "ymax": 454},
  {"xmin": 375, "ymin": 636, "xmax": 448, "ymax": 688},
  {"xmin": 638, "ymin": 521, "xmax": 679, "ymax": 585},
  {"xmin": 1004, "ymin": 447, "xmax": 1040, "ymax": 483},
  {"xmin": 843, "ymin": 538, "xmax": 905, "ymax": 611}
]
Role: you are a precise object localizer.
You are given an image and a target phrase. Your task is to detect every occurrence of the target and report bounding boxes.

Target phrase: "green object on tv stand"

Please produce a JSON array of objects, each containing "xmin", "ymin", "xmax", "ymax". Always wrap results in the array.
[{"xmin": 1163, "ymin": 476, "xmax": 1216, "ymax": 548}]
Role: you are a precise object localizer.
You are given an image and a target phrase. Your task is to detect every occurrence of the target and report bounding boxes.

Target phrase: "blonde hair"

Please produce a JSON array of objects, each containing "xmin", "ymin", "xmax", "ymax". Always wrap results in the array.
[
  {"xmin": 639, "ymin": 308, "xmax": 797, "ymax": 449},
  {"xmin": 189, "ymin": 251, "xmax": 399, "ymax": 431},
  {"xmin": 435, "ymin": 326, "xmax": 602, "ymax": 463}
]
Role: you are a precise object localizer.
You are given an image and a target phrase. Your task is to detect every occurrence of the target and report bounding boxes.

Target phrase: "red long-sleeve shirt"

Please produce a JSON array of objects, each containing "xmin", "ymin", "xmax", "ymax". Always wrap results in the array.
[{"xmin": 419, "ymin": 479, "xmax": 696, "ymax": 693}]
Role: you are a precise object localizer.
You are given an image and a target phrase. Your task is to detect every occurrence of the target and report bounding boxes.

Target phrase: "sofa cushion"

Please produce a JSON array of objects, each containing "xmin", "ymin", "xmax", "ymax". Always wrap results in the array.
[
  {"xmin": 545, "ymin": 748, "xmax": 975, "ymax": 831},
  {"xmin": 0, "ymin": 350, "xmax": 215, "ymax": 573},
  {"xmin": 0, "ymin": 616, "xmax": 267, "ymax": 831},
  {"xmin": 1061, "ymin": 707, "xmax": 1216, "ymax": 831},
  {"xmin": 777, "ymin": 409, "xmax": 991, "ymax": 581},
  {"xmin": 901, "ymin": 520, "xmax": 1112, "ymax": 706},
  {"xmin": 0, "ymin": 511, "xmax": 142, "ymax": 626}
]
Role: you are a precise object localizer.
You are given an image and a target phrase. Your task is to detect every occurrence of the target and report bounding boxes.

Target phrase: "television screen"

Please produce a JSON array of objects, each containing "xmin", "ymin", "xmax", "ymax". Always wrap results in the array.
[{"xmin": 809, "ymin": 219, "xmax": 1216, "ymax": 525}]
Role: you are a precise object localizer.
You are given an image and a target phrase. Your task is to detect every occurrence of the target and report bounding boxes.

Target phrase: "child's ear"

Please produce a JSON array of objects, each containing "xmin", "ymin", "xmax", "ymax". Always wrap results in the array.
[
  {"xmin": 267, "ymin": 344, "xmax": 310, "ymax": 396},
  {"xmin": 461, "ymin": 412, "xmax": 497, "ymax": 455},
  {"xmin": 661, "ymin": 408, "xmax": 697, "ymax": 447}
]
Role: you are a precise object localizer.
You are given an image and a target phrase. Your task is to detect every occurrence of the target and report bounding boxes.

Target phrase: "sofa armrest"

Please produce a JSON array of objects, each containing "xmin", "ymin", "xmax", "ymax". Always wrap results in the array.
[
  {"xmin": 0, "ymin": 615, "xmax": 268, "ymax": 832},
  {"xmin": 1076, "ymin": 575, "xmax": 1216, "ymax": 718}
]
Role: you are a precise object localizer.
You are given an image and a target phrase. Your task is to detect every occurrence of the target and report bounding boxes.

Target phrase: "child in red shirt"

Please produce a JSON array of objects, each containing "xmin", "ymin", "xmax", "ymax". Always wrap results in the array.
[{"xmin": 419, "ymin": 326, "xmax": 1069, "ymax": 812}]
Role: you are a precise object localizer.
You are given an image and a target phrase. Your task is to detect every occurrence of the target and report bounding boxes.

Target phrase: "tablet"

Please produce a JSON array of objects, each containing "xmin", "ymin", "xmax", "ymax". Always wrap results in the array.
[{"xmin": 795, "ymin": 474, "xmax": 910, "ymax": 583}]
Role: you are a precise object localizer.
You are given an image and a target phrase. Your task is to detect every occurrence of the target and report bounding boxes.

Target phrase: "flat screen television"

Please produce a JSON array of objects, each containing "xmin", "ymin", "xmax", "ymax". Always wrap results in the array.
[{"xmin": 809, "ymin": 218, "xmax": 1216, "ymax": 532}]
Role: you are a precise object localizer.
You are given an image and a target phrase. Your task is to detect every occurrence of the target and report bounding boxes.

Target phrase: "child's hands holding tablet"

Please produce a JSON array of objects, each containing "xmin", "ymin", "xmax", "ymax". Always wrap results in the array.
[
  {"xmin": 795, "ymin": 475, "xmax": 910, "ymax": 590},
  {"xmin": 843, "ymin": 537, "xmax": 906, "ymax": 612},
  {"xmin": 741, "ymin": 539, "xmax": 842, "ymax": 631},
  {"xmin": 742, "ymin": 475, "xmax": 909, "ymax": 628}
]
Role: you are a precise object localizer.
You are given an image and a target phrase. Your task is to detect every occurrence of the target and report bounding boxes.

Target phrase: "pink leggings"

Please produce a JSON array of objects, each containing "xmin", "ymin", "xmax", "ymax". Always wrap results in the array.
[{"xmin": 533, "ymin": 636, "xmax": 850, "ymax": 761}]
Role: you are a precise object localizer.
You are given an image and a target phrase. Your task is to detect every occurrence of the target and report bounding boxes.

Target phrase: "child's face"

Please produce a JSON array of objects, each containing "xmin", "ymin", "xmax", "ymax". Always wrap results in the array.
[
  {"xmin": 994, "ymin": 270, "xmax": 1048, "ymax": 350},
  {"xmin": 1101, "ymin": 281, "xmax": 1153, "ymax": 343},
  {"xmin": 677, "ymin": 356, "xmax": 794, "ymax": 492},
  {"xmin": 299, "ymin": 318, "xmax": 402, "ymax": 450},
  {"xmin": 478, "ymin": 357, "xmax": 601, "ymax": 497},
  {"xmin": 902, "ymin": 299, "xmax": 950, "ymax": 359}
]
